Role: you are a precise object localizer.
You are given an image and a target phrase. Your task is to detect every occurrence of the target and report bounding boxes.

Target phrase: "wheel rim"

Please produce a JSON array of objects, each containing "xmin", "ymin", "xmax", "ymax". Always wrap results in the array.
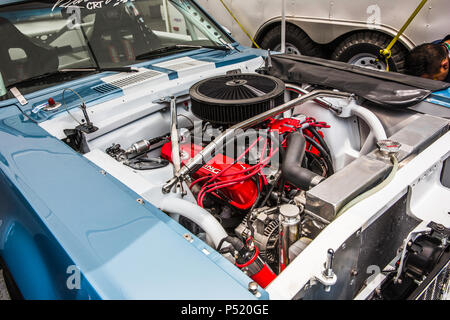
[
  {"xmin": 274, "ymin": 43, "xmax": 301, "ymax": 55},
  {"xmin": 348, "ymin": 53, "xmax": 386, "ymax": 71}
]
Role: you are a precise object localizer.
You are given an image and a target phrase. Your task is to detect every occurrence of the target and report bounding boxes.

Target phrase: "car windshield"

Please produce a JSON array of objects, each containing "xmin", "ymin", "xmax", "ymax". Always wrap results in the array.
[{"xmin": 0, "ymin": 0, "xmax": 233, "ymax": 98}]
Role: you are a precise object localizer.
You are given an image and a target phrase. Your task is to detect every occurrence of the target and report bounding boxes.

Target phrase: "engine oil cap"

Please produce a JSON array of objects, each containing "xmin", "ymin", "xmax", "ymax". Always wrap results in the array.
[{"xmin": 377, "ymin": 139, "xmax": 401, "ymax": 155}]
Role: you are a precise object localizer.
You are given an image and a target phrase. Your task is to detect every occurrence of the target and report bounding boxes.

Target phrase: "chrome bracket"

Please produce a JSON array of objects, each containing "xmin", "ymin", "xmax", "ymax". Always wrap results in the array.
[
  {"xmin": 312, "ymin": 248, "xmax": 337, "ymax": 292},
  {"xmin": 10, "ymin": 87, "xmax": 28, "ymax": 105}
]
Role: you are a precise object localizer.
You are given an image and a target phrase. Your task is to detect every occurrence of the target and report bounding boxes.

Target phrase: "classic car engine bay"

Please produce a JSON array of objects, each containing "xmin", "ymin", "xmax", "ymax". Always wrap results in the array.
[
  {"xmin": 37, "ymin": 58, "xmax": 450, "ymax": 300},
  {"xmin": 2, "ymin": 0, "xmax": 449, "ymax": 301}
]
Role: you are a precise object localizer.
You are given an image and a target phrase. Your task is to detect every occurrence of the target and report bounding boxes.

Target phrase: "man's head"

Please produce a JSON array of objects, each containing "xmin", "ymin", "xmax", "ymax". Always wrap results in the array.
[
  {"xmin": 443, "ymin": 34, "xmax": 450, "ymax": 43},
  {"xmin": 405, "ymin": 43, "xmax": 449, "ymax": 81}
]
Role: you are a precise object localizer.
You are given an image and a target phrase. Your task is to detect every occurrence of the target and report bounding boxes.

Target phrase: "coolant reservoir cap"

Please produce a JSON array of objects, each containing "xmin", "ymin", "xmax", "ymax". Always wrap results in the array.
[
  {"xmin": 279, "ymin": 204, "xmax": 300, "ymax": 218},
  {"xmin": 377, "ymin": 139, "xmax": 401, "ymax": 154}
]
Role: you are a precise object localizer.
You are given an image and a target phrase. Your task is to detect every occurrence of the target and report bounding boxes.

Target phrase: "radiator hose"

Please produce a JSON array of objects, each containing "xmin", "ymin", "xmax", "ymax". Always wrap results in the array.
[
  {"xmin": 282, "ymin": 131, "xmax": 324, "ymax": 190},
  {"xmin": 160, "ymin": 197, "xmax": 228, "ymax": 249}
]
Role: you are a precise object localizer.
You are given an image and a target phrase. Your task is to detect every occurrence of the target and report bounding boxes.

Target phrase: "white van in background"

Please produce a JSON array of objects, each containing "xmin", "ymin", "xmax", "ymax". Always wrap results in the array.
[{"xmin": 196, "ymin": 0, "xmax": 450, "ymax": 72}]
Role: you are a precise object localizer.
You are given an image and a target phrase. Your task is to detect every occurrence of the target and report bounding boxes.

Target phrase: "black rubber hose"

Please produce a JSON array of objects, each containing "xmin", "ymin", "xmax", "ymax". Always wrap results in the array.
[
  {"xmin": 282, "ymin": 132, "xmax": 324, "ymax": 190},
  {"xmin": 303, "ymin": 134, "xmax": 334, "ymax": 176},
  {"xmin": 217, "ymin": 236, "xmax": 244, "ymax": 252},
  {"xmin": 308, "ymin": 126, "xmax": 331, "ymax": 155}
]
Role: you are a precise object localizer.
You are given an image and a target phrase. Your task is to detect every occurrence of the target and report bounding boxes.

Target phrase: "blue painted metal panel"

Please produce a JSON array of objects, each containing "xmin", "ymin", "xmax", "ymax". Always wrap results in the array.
[
  {"xmin": 191, "ymin": 0, "xmax": 237, "ymax": 44},
  {"xmin": 27, "ymin": 80, "xmax": 123, "ymax": 123},
  {"xmin": 427, "ymin": 88, "xmax": 450, "ymax": 108},
  {"xmin": 0, "ymin": 46, "xmax": 263, "ymax": 115},
  {"xmin": 0, "ymin": 71, "xmax": 122, "ymax": 109}
]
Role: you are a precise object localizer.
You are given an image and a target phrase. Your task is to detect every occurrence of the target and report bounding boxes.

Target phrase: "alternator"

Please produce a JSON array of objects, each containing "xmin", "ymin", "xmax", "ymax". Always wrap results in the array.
[{"xmin": 235, "ymin": 207, "xmax": 279, "ymax": 265}]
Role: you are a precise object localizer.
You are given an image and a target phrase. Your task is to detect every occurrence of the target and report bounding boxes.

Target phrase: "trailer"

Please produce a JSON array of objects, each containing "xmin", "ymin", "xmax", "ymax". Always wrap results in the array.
[{"xmin": 196, "ymin": 0, "xmax": 450, "ymax": 72}]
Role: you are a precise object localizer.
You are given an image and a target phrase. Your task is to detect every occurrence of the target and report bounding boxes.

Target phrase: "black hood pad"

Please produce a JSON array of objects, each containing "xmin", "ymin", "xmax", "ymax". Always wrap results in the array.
[{"xmin": 264, "ymin": 54, "xmax": 450, "ymax": 109}]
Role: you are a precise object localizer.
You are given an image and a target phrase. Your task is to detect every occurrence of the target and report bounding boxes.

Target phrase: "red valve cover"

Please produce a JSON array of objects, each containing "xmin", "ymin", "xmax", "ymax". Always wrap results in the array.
[{"xmin": 161, "ymin": 142, "xmax": 258, "ymax": 210}]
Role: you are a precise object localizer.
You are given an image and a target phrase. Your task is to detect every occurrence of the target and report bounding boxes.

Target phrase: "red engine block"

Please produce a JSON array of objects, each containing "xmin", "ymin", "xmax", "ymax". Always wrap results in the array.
[{"xmin": 161, "ymin": 142, "xmax": 258, "ymax": 210}]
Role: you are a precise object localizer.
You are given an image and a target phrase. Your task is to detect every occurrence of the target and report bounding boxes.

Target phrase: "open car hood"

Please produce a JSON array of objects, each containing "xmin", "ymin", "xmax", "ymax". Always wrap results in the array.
[{"xmin": 265, "ymin": 54, "xmax": 450, "ymax": 109}]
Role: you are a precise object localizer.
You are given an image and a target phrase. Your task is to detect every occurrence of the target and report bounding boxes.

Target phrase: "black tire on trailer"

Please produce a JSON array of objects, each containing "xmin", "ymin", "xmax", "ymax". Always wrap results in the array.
[
  {"xmin": 331, "ymin": 31, "xmax": 407, "ymax": 73},
  {"xmin": 260, "ymin": 24, "xmax": 323, "ymax": 57},
  {"xmin": 1, "ymin": 262, "xmax": 23, "ymax": 300}
]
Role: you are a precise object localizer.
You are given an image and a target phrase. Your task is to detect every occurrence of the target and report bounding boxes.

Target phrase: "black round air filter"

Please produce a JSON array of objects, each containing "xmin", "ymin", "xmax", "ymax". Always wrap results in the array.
[{"xmin": 190, "ymin": 74, "xmax": 285, "ymax": 126}]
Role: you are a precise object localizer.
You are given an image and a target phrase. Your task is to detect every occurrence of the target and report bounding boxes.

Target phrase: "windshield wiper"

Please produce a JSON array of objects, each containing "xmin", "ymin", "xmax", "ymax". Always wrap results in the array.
[
  {"xmin": 135, "ymin": 44, "xmax": 232, "ymax": 60},
  {"xmin": 7, "ymin": 67, "xmax": 138, "ymax": 90}
]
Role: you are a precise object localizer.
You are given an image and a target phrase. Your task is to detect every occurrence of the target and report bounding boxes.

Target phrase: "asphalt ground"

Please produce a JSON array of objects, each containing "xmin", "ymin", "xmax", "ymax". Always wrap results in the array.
[{"xmin": 0, "ymin": 270, "xmax": 10, "ymax": 300}]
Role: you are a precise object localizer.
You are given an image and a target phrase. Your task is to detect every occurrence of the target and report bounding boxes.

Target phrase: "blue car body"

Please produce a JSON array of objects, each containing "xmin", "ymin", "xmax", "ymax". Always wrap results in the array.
[
  {"xmin": 0, "ymin": 0, "xmax": 449, "ymax": 301},
  {"xmin": 0, "ymin": 0, "xmax": 269, "ymax": 299}
]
